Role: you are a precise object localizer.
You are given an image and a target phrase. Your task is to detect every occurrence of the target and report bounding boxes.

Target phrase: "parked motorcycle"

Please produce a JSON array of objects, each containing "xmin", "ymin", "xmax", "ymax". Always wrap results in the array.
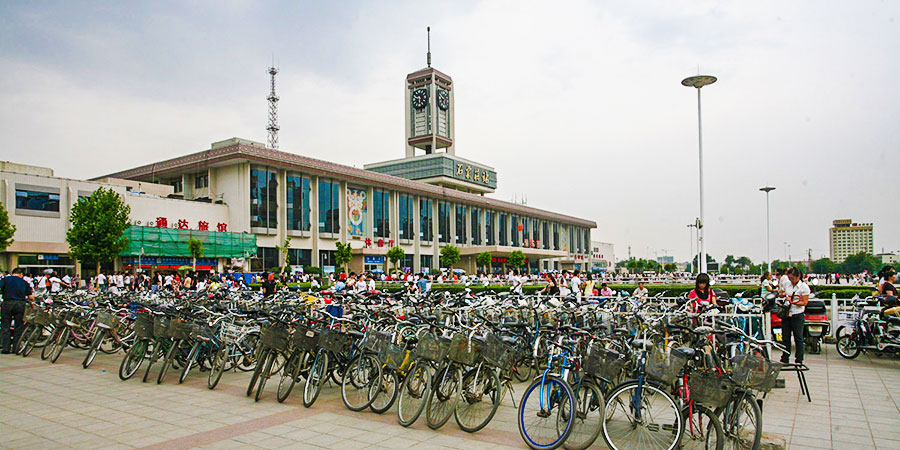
[
  {"xmin": 835, "ymin": 296, "xmax": 900, "ymax": 359},
  {"xmin": 768, "ymin": 292, "xmax": 829, "ymax": 354}
]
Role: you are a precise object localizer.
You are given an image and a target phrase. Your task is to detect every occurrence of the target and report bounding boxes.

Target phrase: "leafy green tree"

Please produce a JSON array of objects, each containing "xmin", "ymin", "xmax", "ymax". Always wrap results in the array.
[
  {"xmin": 811, "ymin": 258, "xmax": 837, "ymax": 274},
  {"xmin": 386, "ymin": 246, "xmax": 404, "ymax": 271},
  {"xmin": 663, "ymin": 263, "xmax": 677, "ymax": 272},
  {"xmin": 692, "ymin": 254, "xmax": 717, "ymax": 270},
  {"xmin": 770, "ymin": 259, "xmax": 790, "ymax": 271},
  {"xmin": 187, "ymin": 237, "xmax": 203, "ymax": 270},
  {"xmin": 736, "ymin": 256, "xmax": 752, "ymax": 269},
  {"xmin": 440, "ymin": 245, "xmax": 461, "ymax": 270},
  {"xmin": 476, "ymin": 251, "xmax": 493, "ymax": 273},
  {"xmin": 303, "ymin": 265, "xmax": 322, "ymax": 275},
  {"xmin": 507, "ymin": 250, "xmax": 526, "ymax": 269},
  {"xmin": 66, "ymin": 187, "xmax": 131, "ymax": 273},
  {"xmin": 840, "ymin": 252, "xmax": 880, "ymax": 274},
  {"xmin": 0, "ymin": 202, "xmax": 15, "ymax": 252},
  {"xmin": 275, "ymin": 236, "xmax": 292, "ymax": 272},
  {"xmin": 724, "ymin": 255, "xmax": 736, "ymax": 266},
  {"xmin": 335, "ymin": 241, "xmax": 353, "ymax": 274}
]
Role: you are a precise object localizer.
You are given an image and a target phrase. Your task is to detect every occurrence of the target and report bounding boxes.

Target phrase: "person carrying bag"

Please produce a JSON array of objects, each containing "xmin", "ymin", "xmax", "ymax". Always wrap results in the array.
[{"xmin": 780, "ymin": 267, "xmax": 810, "ymax": 365}]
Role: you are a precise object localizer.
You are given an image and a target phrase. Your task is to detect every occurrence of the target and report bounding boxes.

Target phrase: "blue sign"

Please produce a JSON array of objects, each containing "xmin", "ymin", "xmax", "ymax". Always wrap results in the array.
[{"xmin": 364, "ymin": 256, "xmax": 385, "ymax": 264}]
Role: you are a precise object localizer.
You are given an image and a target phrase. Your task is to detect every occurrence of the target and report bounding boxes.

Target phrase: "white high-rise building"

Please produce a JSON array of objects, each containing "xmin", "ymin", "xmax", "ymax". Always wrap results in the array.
[{"xmin": 829, "ymin": 219, "xmax": 873, "ymax": 262}]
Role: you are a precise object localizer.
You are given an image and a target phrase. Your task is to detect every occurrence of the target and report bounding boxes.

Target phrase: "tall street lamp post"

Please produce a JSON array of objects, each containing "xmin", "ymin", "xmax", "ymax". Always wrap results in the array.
[
  {"xmin": 760, "ymin": 186, "xmax": 775, "ymax": 273},
  {"xmin": 682, "ymin": 74, "xmax": 717, "ymax": 274},
  {"xmin": 687, "ymin": 221, "xmax": 698, "ymax": 274}
]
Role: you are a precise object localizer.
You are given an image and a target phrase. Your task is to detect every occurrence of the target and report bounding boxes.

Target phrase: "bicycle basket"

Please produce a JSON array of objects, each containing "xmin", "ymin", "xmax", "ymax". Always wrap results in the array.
[
  {"xmin": 482, "ymin": 333, "xmax": 514, "ymax": 370},
  {"xmin": 448, "ymin": 333, "xmax": 483, "ymax": 366},
  {"xmin": 167, "ymin": 319, "xmax": 192, "ymax": 341},
  {"xmin": 364, "ymin": 330, "xmax": 393, "ymax": 355},
  {"xmin": 191, "ymin": 322, "xmax": 214, "ymax": 341},
  {"xmin": 583, "ymin": 345, "xmax": 626, "ymax": 381},
  {"xmin": 416, "ymin": 333, "xmax": 450, "ymax": 362},
  {"xmin": 646, "ymin": 347, "xmax": 688, "ymax": 386},
  {"xmin": 133, "ymin": 314, "xmax": 154, "ymax": 340},
  {"xmin": 259, "ymin": 325, "xmax": 289, "ymax": 349},
  {"xmin": 690, "ymin": 371, "xmax": 734, "ymax": 408},
  {"xmin": 32, "ymin": 308, "xmax": 52, "ymax": 327},
  {"xmin": 95, "ymin": 311, "xmax": 119, "ymax": 329},
  {"xmin": 731, "ymin": 354, "xmax": 782, "ymax": 393},
  {"xmin": 321, "ymin": 329, "xmax": 353, "ymax": 354},
  {"xmin": 219, "ymin": 323, "xmax": 243, "ymax": 343},
  {"xmin": 24, "ymin": 304, "xmax": 35, "ymax": 323},
  {"xmin": 381, "ymin": 343, "xmax": 408, "ymax": 370},
  {"xmin": 292, "ymin": 326, "xmax": 320, "ymax": 352},
  {"xmin": 152, "ymin": 315, "xmax": 171, "ymax": 338}
]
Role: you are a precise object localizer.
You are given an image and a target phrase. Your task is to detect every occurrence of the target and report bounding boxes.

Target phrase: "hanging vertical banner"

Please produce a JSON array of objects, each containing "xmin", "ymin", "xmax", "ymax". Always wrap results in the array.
[{"xmin": 347, "ymin": 187, "xmax": 367, "ymax": 237}]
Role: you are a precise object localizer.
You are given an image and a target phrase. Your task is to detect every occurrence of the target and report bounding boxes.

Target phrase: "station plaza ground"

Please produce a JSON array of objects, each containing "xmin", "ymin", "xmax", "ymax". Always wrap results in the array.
[{"xmin": 1, "ymin": 345, "xmax": 898, "ymax": 450}]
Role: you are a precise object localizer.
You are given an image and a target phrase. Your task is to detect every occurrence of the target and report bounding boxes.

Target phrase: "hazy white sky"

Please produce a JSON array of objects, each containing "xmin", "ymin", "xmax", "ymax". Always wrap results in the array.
[{"xmin": 1, "ymin": 0, "xmax": 898, "ymax": 263}]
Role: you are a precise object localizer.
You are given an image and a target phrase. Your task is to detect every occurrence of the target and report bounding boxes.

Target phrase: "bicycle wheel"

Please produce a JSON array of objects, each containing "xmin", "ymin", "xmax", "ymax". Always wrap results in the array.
[
  {"xmin": 341, "ymin": 353, "xmax": 382, "ymax": 412},
  {"xmin": 602, "ymin": 381, "xmax": 683, "ymax": 450},
  {"xmin": 208, "ymin": 345, "xmax": 230, "ymax": 390},
  {"xmin": 179, "ymin": 340, "xmax": 202, "ymax": 384},
  {"xmin": 119, "ymin": 338, "xmax": 149, "ymax": 381},
  {"xmin": 455, "ymin": 366, "xmax": 501, "ymax": 433},
  {"xmin": 247, "ymin": 348, "xmax": 270, "ymax": 397},
  {"xmin": 303, "ymin": 350, "xmax": 329, "ymax": 408},
  {"xmin": 518, "ymin": 375, "xmax": 576, "ymax": 450},
  {"xmin": 21, "ymin": 325, "xmax": 43, "ymax": 358},
  {"xmin": 255, "ymin": 350, "xmax": 278, "ymax": 402},
  {"xmin": 157, "ymin": 339, "xmax": 183, "ymax": 384},
  {"xmin": 717, "ymin": 392, "xmax": 761, "ymax": 450},
  {"xmin": 14, "ymin": 324, "xmax": 33, "ymax": 355},
  {"xmin": 277, "ymin": 352, "xmax": 304, "ymax": 402},
  {"xmin": 49, "ymin": 327, "xmax": 69, "ymax": 363},
  {"xmin": 237, "ymin": 332, "xmax": 260, "ymax": 371},
  {"xmin": 82, "ymin": 329, "xmax": 105, "ymax": 369},
  {"xmin": 142, "ymin": 339, "xmax": 164, "ymax": 383},
  {"xmin": 369, "ymin": 369, "xmax": 399, "ymax": 414},
  {"xmin": 563, "ymin": 381, "xmax": 605, "ymax": 450},
  {"xmin": 682, "ymin": 404, "xmax": 724, "ymax": 450},
  {"xmin": 398, "ymin": 361, "xmax": 432, "ymax": 427},
  {"xmin": 514, "ymin": 357, "xmax": 534, "ymax": 382},
  {"xmin": 426, "ymin": 364, "xmax": 461, "ymax": 430}
]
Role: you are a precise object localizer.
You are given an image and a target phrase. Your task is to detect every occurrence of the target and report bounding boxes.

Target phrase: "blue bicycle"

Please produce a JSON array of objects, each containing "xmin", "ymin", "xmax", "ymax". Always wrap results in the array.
[{"xmin": 517, "ymin": 335, "xmax": 577, "ymax": 450}]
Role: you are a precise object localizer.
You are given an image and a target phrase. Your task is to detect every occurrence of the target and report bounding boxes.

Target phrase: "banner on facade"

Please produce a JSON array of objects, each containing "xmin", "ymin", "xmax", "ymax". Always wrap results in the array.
[{"xmin": 347, "ymin": 187, "xmax": 367, "ymax": 237}]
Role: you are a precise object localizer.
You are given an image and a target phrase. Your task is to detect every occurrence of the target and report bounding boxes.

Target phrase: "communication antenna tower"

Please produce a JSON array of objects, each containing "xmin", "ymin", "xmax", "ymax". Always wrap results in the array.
[{"xmin": 266, "ymin": 66, "xmax": 280, "ymax": 150}]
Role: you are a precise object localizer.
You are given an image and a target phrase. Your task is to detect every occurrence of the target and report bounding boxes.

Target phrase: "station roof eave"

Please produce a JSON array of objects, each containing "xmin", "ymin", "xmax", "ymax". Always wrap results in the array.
[
  {"xmin": 459, "ymin": 245, "xmax": 568, "ymax": 259},
  {"xmin": 93, "ymin": 140, "xmax": 597, "ymax": 229}
]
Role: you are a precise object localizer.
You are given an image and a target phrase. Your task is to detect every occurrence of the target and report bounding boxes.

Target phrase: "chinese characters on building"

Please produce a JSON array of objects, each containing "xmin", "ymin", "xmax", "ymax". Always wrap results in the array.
[
  {"xmin": 455, "ymin": 163, "xmax": 491, "ymax": 185},
  {"xmin": 153, "ymin": 217, "xmax": 226, "ymax": 232}
]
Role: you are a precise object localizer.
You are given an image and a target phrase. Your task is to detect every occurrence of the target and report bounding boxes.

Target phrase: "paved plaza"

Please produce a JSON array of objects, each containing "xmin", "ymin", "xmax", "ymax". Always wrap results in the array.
[{"xmin": 1, "ymin": 345, "xmax": 898, "ymax": 450}]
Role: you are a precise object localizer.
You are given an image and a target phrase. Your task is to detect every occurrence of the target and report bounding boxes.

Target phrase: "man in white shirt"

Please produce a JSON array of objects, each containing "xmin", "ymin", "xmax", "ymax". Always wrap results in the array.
[
  {"xmin": 511, "ymin": 270, "xmax": 524, "ymax": 295},
  {"xmin": 96, "ymin": 272, "xmax": 107, "ymax": 291},
  {"xmin": 49, "ymin": 274, "xmax": 64, "ymax": 293},
  {"xmin": 632, "ymin": 282, "xmax": 649, "ymax": 299},
  {"xmin": 780, "ymin": 267, "xmax": 810, "ymax": 365},
  {"xmin": 571, "ymin": 270, "xmax": 582, "ymax": 300}
]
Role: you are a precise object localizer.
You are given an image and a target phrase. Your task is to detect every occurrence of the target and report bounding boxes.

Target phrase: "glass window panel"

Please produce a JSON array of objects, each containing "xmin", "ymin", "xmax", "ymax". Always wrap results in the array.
[
  {"xmin": 420, "ymin": 199, "xmax": 433, "ymax": 242},
  {"xmin": 438, "ymin": 202, "xmax": 450, "ymax": 243},
  {"xmin": 15, "ymin": 189, "xmax": 60, "ymax": 212},
  {"xmin": 455, "ymin": 205, "xmax": 467, "ymax": 245}
]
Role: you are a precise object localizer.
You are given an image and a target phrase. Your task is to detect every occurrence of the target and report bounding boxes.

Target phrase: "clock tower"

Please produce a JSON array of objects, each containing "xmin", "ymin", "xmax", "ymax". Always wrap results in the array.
[{"xmin": 405, "ymin": 27, "xmax": 454, "ymax": 157}]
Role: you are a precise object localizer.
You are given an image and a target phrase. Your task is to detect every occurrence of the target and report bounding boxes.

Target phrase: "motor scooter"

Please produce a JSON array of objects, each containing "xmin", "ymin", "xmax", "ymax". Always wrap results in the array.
[{"xmin": 835, "ymin": 296, "xmax": 900, "ymax": 358}]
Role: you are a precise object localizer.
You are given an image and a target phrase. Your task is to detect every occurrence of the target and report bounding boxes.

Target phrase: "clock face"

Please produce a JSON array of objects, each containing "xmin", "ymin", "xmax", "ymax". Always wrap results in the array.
[
  {"xmin": 437, "ymin": 89, "xmax": 449, "ymax": 111},
  {"xmin": 411, "ymin": 88, "xmax": 429, "ymax": 109}
]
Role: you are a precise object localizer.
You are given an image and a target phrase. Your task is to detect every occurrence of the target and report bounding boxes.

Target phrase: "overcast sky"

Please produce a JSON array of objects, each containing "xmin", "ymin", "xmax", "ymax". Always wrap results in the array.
[{"xmin": 1, "ymin": 0, "xmax": 898, "ymax": 264}]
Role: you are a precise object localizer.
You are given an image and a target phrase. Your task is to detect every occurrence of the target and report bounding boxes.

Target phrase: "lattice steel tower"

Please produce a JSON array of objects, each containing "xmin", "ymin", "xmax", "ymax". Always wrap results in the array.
[{"xmin": 266, "ymin": 66, "xmax": 280, "ymax": 150}]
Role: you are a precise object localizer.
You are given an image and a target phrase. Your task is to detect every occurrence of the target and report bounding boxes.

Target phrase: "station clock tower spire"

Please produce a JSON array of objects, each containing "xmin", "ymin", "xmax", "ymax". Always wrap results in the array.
[{"xmin": 405, "ymin": 27, "xmax": 454, "ymax": 157}]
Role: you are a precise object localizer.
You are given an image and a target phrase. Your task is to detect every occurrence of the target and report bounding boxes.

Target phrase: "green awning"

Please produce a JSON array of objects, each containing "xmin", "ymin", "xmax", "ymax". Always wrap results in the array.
[{"xmin": 120, "ymin": 226, "xmax": 257, "ymax": 258}]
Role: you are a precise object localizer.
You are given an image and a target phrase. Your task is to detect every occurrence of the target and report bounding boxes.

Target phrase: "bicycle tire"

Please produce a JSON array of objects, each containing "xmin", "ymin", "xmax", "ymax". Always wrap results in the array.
[
  {"xmin": 717, "ymin": 391, "xmax": 761, "ymax": 450},
  {"xmin": 341, "ymin": 353, "xmax": 382, "ymax": 412},
  {"xmin": 563, "ymin": 381, "xmax": 605, "ymax": 450},
  {"xmin": 14, "ymin": 324, "xmax": 33, "ymax": 355},
  {"xmin": 454, "ymin": 366, "xmax": 501, "ymax": 433},
  {"xmin": 397, "ymin": 361, "xmax": 432, "ymax": 427},
  {"xmin": 369, "ymin": 369, "xmax": 399, "ymax": 414},
  {"xmin": 303, "ymin": 350, "xmax": 329, "ymax": 408},
  {"xmin": 21, "ymin": 326, "xmax": 43, "ymax": 358},
  {"xmin": 208, "ymin": 345, "xmax": 230, "ymax": 390},
  {"xmin": 179, "ymin": 340, "xmax": 201, "ymax": 384},
  {"xmin": 426, "ymin": 364, "xmax": 460, "ymax": 430},
  {"xmin": 255, "ymin": 350, "xmax": 277, "ymax": 402},
  {"xmin": 42, "ymin": 327, "xmax": 63, "ymax": 361},
  {"xmin": 277, "ymin": 352, "xmax": 304, "ymax": 402},
  {"xmin": 49, "ymin": 327, "xmax": 68, "ymax": 363},
  {"xmin": 682, "ymin": 404, "xmax": 724, "ymax": 450},
  {"xmin": 518, "ymin": 375, "xmax": 576, "ymax": 450},
  {"xmin": 157, "ymin": 338, "xmax": 183, "ymax": 384},
  {"xmin": 142, "ymin": 339, "xmax": 163, "ymax": 383},
  {"xmin": 602, "ymin": 380, "xmax": 683, "ymax": 450},
  {"xmin": 82, "ymin": 329, "xmax": 105, "ymax": 369},
  {"xmin": 237, "ymin": 332, "xmax": 260, "ymax": 371},
  {"xmin": 119, "ymin": 338, "xmax": 148, "ymax": 381},
  {"xmin": 247, "ymin": 348, "xmax": 269, "ymax": 397}
]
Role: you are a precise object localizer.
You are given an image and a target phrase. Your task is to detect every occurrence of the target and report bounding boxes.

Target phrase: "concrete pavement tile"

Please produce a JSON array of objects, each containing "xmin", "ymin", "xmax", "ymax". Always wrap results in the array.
[
  {"xmin": 302, "ymin": 433, "xmax": 344, "ymax": 447},
  {"xmin": 350, "ymin": 431, "xmax": 393, "ymax": 444}
]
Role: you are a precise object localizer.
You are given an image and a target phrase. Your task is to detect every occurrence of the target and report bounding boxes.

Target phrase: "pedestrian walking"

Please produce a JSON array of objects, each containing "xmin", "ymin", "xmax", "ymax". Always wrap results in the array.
[{"xmin": 0, "ymin": 268, "xmax": 35, "ymax": 354}]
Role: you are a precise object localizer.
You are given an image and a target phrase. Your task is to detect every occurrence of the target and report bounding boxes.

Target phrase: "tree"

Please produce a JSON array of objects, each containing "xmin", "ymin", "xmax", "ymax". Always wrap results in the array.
[
  {"xmin": 840, "ymin": 252, "xmax": 880, "ymax": 275},
  {"xmin": 770, "ymin": 259, "xmax": 791, "ymax": 271},
  {"xmin": 440, "ymin": 245, "xmax": 461, "ymax": 270},
  {"xmin": 736, "ymin": 256, "xmax": 752, "ymax": 269},
  {"xmin": 187, "ymin": 237, "xmax": 203, "ymax": 270},
  {"xmin": 724, "ymin": 255, "xmax": 736, "ymax": 266},
  {"xmin": 275, "ymin": 236, "xmax": 292, "ymax": 273},
  {"xmin": 663, "ymin": 263, "xmax": 677, "ymax": 272},
  {"xmin": 335, "ymin": 241, "xmax": 353, "ymax": 274},
  {"xmin": 386, "ymin": 246, "xmax": 404, "ymax": 271},
  {"xmin": 66, "ymin": 187, "xmax": 131, "ymax": 273},
  {"xmin": 0, "ymin": 202, "xmax": 15, "ymax": 252},
  {"xmin": 811, "ymin": 258, "xmax": 837, "ymax": 275},
  {"xmin": 476, "ymin": 251, "xmax": 493, "ymax": 273},
  {"xmin": 507, "ymin": 250, "xmax": 526, "ymax": 269},
  {"xmin": 692, "ymin": 254, "xmax": 717, "ymax": 270}
]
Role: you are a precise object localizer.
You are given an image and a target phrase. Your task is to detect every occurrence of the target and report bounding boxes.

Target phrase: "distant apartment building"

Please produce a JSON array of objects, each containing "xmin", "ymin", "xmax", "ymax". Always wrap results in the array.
[
  {"xmin": 829, "ymin": 219, "xmax": 873, "ymax": 262},
  {"xmin": 877, "ymin": 253, "xmax": 898, "ymax": 265}
]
